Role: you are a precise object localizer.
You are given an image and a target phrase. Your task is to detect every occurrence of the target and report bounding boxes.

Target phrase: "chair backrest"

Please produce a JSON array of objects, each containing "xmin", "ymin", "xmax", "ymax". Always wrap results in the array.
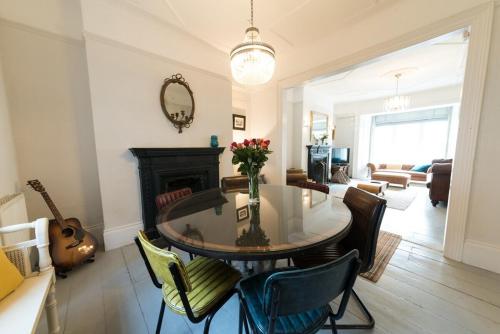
[
  {"xmin": 155, "ymin": 188, "xmax": 192, "ymax": 211},
  {"xmin": 341, "ymin": 187, "xmax": 386, "ymax": 273},
  {"xmin": 221, "ymin": 176, "xmax": 248, "ymax": 192},
  {"xmin": 135, "ymin": 231, "xmax": 191, "ymax": 292},
  {"xmin": 0, "ymin": 217, "xmax": 51, "ymax": 277},
  {"xmin": 296, "ymin": 181, "xmax": 330, "ymax": 194},
  {"xmin": 264, "ymin": 250, "xmax": 360, "ymax": 317}
]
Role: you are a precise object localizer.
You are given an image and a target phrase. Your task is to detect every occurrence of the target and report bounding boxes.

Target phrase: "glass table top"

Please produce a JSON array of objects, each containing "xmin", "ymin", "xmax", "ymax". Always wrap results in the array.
[{"xmin": 156, "ymin": 185, "xmax": 352, "ymax": 260}]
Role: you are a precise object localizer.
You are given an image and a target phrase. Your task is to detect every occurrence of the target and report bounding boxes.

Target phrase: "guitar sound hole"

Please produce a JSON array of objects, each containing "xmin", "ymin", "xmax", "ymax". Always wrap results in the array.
[{"xmin": 62, "ymin": 228, "xmax": 74, "ymax": 238}]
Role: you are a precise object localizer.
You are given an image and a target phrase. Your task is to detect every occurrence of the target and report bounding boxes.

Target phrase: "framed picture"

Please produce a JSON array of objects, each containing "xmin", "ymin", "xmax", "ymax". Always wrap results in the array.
[
  {"xmin": 236, "ymin": 205, "xmax": 249, "ymax": 222},
  {"xmin": 233, "ymin": 114, "xmax": 246, "ymax": 130}
]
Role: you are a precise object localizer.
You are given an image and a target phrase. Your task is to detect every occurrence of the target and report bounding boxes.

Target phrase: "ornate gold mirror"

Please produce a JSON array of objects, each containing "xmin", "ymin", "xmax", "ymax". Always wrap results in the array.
[{"xmin": 160, "ymin": 73, "xmax": 195, "ymax": 133}]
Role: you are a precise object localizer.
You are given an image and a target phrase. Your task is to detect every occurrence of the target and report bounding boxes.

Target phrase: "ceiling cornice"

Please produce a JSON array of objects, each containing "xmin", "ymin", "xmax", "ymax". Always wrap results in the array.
[{"xmin": 104, "ymin": 0, "xmax": 229, "ymax": 56}]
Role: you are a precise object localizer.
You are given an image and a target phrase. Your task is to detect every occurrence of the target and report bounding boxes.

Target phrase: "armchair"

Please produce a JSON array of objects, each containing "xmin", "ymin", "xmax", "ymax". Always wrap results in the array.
[{"xmin": 427, "ymin": 159, "xmax": 453, "ymax": 206}]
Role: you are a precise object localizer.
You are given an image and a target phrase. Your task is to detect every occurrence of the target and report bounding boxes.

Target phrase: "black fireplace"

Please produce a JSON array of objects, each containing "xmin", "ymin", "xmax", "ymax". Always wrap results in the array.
[
  {"xmin": 306, "ymin": 145, "xmax": 331, "ymax": 184},
  {"xmin": 130, "ymin": 147, "xmax": 225, "ymax": 232}
]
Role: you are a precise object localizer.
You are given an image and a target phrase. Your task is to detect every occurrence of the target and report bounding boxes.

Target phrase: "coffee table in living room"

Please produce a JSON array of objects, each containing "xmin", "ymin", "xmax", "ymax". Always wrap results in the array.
[{"xmin": 357, "ymin": 180, "xmax": 389, "ymax": 196}]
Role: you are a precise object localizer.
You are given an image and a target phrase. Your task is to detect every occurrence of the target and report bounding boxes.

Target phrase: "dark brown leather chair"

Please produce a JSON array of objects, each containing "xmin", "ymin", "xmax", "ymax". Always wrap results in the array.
[
  {"xmin": 286, "ymin": 168, "xmax": 308, "ymax": 186},
  {"xmin": 426, "ymin": 159, "xmax": 452, "ymax": 207},
  {"xmin": 292, "ymin": 187, "xmax": 387, "ymax": 329},
  {"xmin": 296, "ymin": 180, "xmax": 330, "ymax": 194},
  {"xmin": 154, "ymin": 188, "xmax": 193, "ymax": 257},
  {"xmin": 221, "ymin": 175, "xmax": 266, "ymax": 192},
  {"xmin": 155, "ymin": 187, "xmax": 192, "ymax": 210}
]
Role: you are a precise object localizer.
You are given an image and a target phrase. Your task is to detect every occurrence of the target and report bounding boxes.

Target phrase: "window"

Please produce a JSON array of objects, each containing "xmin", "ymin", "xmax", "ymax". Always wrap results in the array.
[{"xmin": 370, "ymin": 107, "xmax": 454, "ymax": 164}]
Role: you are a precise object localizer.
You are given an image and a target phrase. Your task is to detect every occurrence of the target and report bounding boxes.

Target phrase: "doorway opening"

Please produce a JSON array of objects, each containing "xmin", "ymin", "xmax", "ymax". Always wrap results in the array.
[{"xmin": 283, "ymin": 28, "xmax": 470, "ymax": 250}]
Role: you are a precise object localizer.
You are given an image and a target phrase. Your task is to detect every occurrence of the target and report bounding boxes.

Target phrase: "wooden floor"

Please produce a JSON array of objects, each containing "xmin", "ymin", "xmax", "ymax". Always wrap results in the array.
[{"xmin": 36, "ymin": 237, "xmax": 500, "ymax": 334}]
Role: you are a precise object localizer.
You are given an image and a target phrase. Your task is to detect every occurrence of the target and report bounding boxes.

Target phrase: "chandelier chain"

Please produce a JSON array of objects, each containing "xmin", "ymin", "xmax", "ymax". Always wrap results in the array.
[{"xmin": 251, "ymin": 0, "xmax": 254, "ymax": 27}]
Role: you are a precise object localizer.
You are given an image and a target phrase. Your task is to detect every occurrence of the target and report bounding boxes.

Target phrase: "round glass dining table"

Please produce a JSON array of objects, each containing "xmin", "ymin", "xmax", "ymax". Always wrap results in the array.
[{"xmin": 156, "ymin": 185, "xmax": 352, "ymax": 261}]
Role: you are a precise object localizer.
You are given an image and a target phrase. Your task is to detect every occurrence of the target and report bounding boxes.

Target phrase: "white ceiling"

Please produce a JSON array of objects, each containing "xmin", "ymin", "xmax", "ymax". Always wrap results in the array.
[
  {"xmin": 306, "ymin": 29, "xmax": 469, "ymax": 104},
  {"xmin": 123, "ymin": 0, "xmax": 397, "ymax": 54}
]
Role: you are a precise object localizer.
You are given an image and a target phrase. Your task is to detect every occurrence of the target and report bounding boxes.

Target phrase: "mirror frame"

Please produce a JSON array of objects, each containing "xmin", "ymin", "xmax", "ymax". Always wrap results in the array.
[
  {"xmin": 309, "ymin": 111, "xmax": 329, "ymax": 143},
  {"xmin": 160, "ymin": 73, "xmax": 195, "ymax": 133}
]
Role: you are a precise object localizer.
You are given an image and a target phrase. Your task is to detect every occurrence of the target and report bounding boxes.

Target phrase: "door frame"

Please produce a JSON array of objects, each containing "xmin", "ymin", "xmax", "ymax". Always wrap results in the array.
[{"xmin": 277, "ymin": 2, "xmax": 495, "ymax": 261}]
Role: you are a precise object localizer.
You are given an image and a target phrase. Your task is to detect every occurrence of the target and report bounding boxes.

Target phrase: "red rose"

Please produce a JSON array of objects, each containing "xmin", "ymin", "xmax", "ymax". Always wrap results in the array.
[
  {"xmin": 231, "ymin": 142, "xmax": 237, "ymax": 147},
  {"xmin": 243, "ymin": 139, "xmax": 250, "ymax": 146},
  {"xmin": 264, "ymin": 140, "xmax": 270, "ymax": 145}
]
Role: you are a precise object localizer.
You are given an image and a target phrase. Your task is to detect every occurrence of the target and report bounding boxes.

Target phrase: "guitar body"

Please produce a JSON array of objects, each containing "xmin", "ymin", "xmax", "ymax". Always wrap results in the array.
[
  {"xmin": 48, "ymin": 217, "xmax": 97, "ymax": 270},
  {"xmin": 27, "ymin": 179, "xmax": 98, "ymax": 274}
]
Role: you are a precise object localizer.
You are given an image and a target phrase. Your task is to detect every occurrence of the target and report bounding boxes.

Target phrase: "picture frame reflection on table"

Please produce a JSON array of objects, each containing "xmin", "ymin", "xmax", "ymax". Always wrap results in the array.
[{"xmin": 236, "ymin": 205, "xmax": 249, "ymax": 222}]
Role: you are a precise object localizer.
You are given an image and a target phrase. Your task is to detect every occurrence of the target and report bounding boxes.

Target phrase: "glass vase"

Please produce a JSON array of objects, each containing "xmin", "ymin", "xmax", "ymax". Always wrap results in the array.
[{"xmin": 248, "ymin": 169, "xmax": 260, "ymax": 204}]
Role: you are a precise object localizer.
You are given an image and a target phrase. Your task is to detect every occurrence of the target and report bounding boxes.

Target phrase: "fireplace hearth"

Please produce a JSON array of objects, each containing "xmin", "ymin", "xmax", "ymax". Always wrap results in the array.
[{"xmin": 130, "ymin": 147, "xmax": 225, "ymax": 232}]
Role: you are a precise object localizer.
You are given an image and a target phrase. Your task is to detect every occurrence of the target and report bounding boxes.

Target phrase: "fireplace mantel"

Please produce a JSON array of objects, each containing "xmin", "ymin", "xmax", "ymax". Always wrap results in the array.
[{"xmin": 130, "ymin": 147, "xmax": 225, "ymax": 232}]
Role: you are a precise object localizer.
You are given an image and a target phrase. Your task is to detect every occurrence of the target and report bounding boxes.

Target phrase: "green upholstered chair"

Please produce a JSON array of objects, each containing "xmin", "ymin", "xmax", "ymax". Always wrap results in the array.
[{"xmin": 135, "ymin": 231, "xmax": 241, "ymax": 334}]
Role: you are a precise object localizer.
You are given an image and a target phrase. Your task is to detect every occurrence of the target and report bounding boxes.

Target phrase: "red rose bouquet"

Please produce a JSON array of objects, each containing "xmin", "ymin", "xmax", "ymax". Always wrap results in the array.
[{"xmin": 230, "ymin": 138, "xmax": 272, "ymax": 203}]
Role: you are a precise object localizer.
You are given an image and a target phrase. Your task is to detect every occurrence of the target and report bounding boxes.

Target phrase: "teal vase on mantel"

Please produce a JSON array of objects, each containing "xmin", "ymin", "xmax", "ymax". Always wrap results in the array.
[{"xmin": 210, "ymin": 135, "xmax": 219, "ymax": 148}]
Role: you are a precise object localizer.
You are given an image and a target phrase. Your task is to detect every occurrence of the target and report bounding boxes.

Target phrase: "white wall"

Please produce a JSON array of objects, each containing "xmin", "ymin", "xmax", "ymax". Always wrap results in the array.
[
  {"xmin": 0, "ymin": 55, "xmax": 18, "ymax": 197},
  {"xmin": 0, "ymin": 0, "xmax": 83, "ymax": 40},
  {"xmin": 79, "ymin": 0, "xmax": 236, "ymax": 249},
  {"xmin": 462, "ymin": 4, "xmax": 500, "ymax": 273},
  {"xmin": 0, "ymin": 14, "xmax": 103, "ymax": 239}
]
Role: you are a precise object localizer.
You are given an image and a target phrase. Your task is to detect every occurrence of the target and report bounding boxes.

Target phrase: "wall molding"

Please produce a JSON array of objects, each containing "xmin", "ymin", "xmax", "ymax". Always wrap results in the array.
[
  {"xmin": 83, "ymin": 31, "xmax": 230, "ymax": 83},
  {"xmin": 102, "ymin": 221, "xmax": 142, "ymax": 251},
  {"xmin": 0, "ymin": 17, "xmax": 83, "ymax": 47},
  {"xmin": 463, "ymin": 239, "xmax": 500, "ymax": 274},
  {"xmin": 103, "ymin": 0, "xmax": 228, "ymax": 58}
]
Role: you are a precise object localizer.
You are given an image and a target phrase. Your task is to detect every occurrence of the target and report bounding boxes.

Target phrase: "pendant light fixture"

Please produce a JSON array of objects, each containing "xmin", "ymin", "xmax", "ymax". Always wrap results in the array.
[
  {"xmin": 384, "ymin": 73, "xmax": 410, "ymax": 112},
  {"xmin": 230, "ymin": 0, "xmax": 276, "ymax": 85}
]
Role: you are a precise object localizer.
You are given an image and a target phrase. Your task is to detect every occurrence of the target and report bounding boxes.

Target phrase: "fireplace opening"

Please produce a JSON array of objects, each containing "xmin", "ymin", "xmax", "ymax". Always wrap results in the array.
[{"xmin": 162, "ymin": 173, "xmax": 207, "ymax": 193}]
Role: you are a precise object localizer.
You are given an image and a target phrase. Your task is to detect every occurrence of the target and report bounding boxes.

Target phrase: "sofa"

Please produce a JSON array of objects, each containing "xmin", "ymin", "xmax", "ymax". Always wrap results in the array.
[
  {"xmin": 426, "ymin": 159, "xmax": 453, "ymax": 206},
  {"xmin": 367, "ymin": 163, "xmax": 429, "ymax": 182}
]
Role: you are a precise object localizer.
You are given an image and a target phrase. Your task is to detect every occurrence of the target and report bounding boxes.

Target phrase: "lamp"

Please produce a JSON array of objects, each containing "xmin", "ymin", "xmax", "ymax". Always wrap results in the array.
[
  {"xmin": 230, "ymin": 0, "xmax": 275, "ymax": 85},
  {"xmin": 384, "ymin": 73, "xmax": 410, "ymax": 112}
]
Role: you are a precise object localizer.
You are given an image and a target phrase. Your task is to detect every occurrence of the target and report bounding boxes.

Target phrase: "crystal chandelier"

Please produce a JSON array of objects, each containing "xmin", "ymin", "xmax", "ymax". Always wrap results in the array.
[
  {"xmin": 384, "ymin": 73, "xmax": 410, "ymax": 112},
  {"xmin": 230, "ymin": 0, "xmax": 275, "ymax": 85}
]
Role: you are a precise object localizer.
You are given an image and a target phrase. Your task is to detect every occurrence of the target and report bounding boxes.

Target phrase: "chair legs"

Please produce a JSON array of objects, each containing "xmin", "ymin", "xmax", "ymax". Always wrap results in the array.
[
  {"xmin": 46, "ymin": 282, "xmax": 61, "ymax": 334},
  {"xmin": 238, "ymin": 301, "xmax": 250, "ymax": 334},
  {"xmin": 336, "ymin": 289, "xmax": 375, "ymax": 330},
  {"xmin": 328, "ymin": 314, "xmax": 338, "ymax": 334},
  {"xmin": 156, "ymin": 299, "xmax": 166, "ymax": 334},
  {"xmin": 203, "ymin": 313, "xmax": 215, "ymax": 334}
]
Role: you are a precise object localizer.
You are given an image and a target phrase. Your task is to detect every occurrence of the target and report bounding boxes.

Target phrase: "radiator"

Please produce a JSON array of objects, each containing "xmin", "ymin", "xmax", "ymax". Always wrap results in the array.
[{"xmin": 0, "ymin": 193, "xmax": 29, "ymax": 246}]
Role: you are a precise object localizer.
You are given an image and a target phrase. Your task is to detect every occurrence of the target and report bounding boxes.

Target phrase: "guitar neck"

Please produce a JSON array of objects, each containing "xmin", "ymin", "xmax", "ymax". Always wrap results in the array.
[{"xmin": 40, "ymin": 192, "xmax": 65, "ymax": 227}]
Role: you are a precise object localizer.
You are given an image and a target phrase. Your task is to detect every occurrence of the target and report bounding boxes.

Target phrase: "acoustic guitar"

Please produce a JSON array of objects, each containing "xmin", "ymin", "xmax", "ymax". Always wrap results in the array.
[{"xmin": 27, "ymin": 179, "xmax": 97, "ymax": 275}]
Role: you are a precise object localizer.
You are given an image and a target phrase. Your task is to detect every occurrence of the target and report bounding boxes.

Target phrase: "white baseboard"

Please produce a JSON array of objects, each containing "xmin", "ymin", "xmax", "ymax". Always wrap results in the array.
[
  {"xmin": 103, "ymin": 221, "xmax": 142, "ymax": 251},
  {"xmin": 462, "ymin": 239, "xmax": 500, "ymax": 274}
]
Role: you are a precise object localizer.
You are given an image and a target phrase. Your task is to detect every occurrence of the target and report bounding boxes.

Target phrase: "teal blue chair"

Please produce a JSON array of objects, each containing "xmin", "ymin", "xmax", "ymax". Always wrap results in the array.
[{"xmin": 238, "ymin": 250, "xmax": 361, "ymax": 334}]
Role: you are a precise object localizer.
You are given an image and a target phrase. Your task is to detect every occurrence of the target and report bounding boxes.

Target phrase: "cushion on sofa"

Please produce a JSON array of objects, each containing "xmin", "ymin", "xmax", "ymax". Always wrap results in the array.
[
  {"xmin": 411, "ymin": 164, "xmax": 432, "ymax": 172},
  {"xmin": 0, "ymin": 249, "xmax": 24, "ymax": 300},
  {"xmin": 385, "ymin": 164, "xmax": 403, "ymax": 170}
]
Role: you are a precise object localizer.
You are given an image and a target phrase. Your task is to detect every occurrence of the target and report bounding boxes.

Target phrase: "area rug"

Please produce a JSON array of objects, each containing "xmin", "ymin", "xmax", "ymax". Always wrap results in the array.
[
  {"xmin": 330, "ymin": 183, "xmax": 417, "ymax": 211},
  {"xmin": 361, "ymin": 231, "xmax": 402, "ymax": 282},
  {"xmin": 383, "ymin": 188, "xmax": 417, "ymax": 210}
]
